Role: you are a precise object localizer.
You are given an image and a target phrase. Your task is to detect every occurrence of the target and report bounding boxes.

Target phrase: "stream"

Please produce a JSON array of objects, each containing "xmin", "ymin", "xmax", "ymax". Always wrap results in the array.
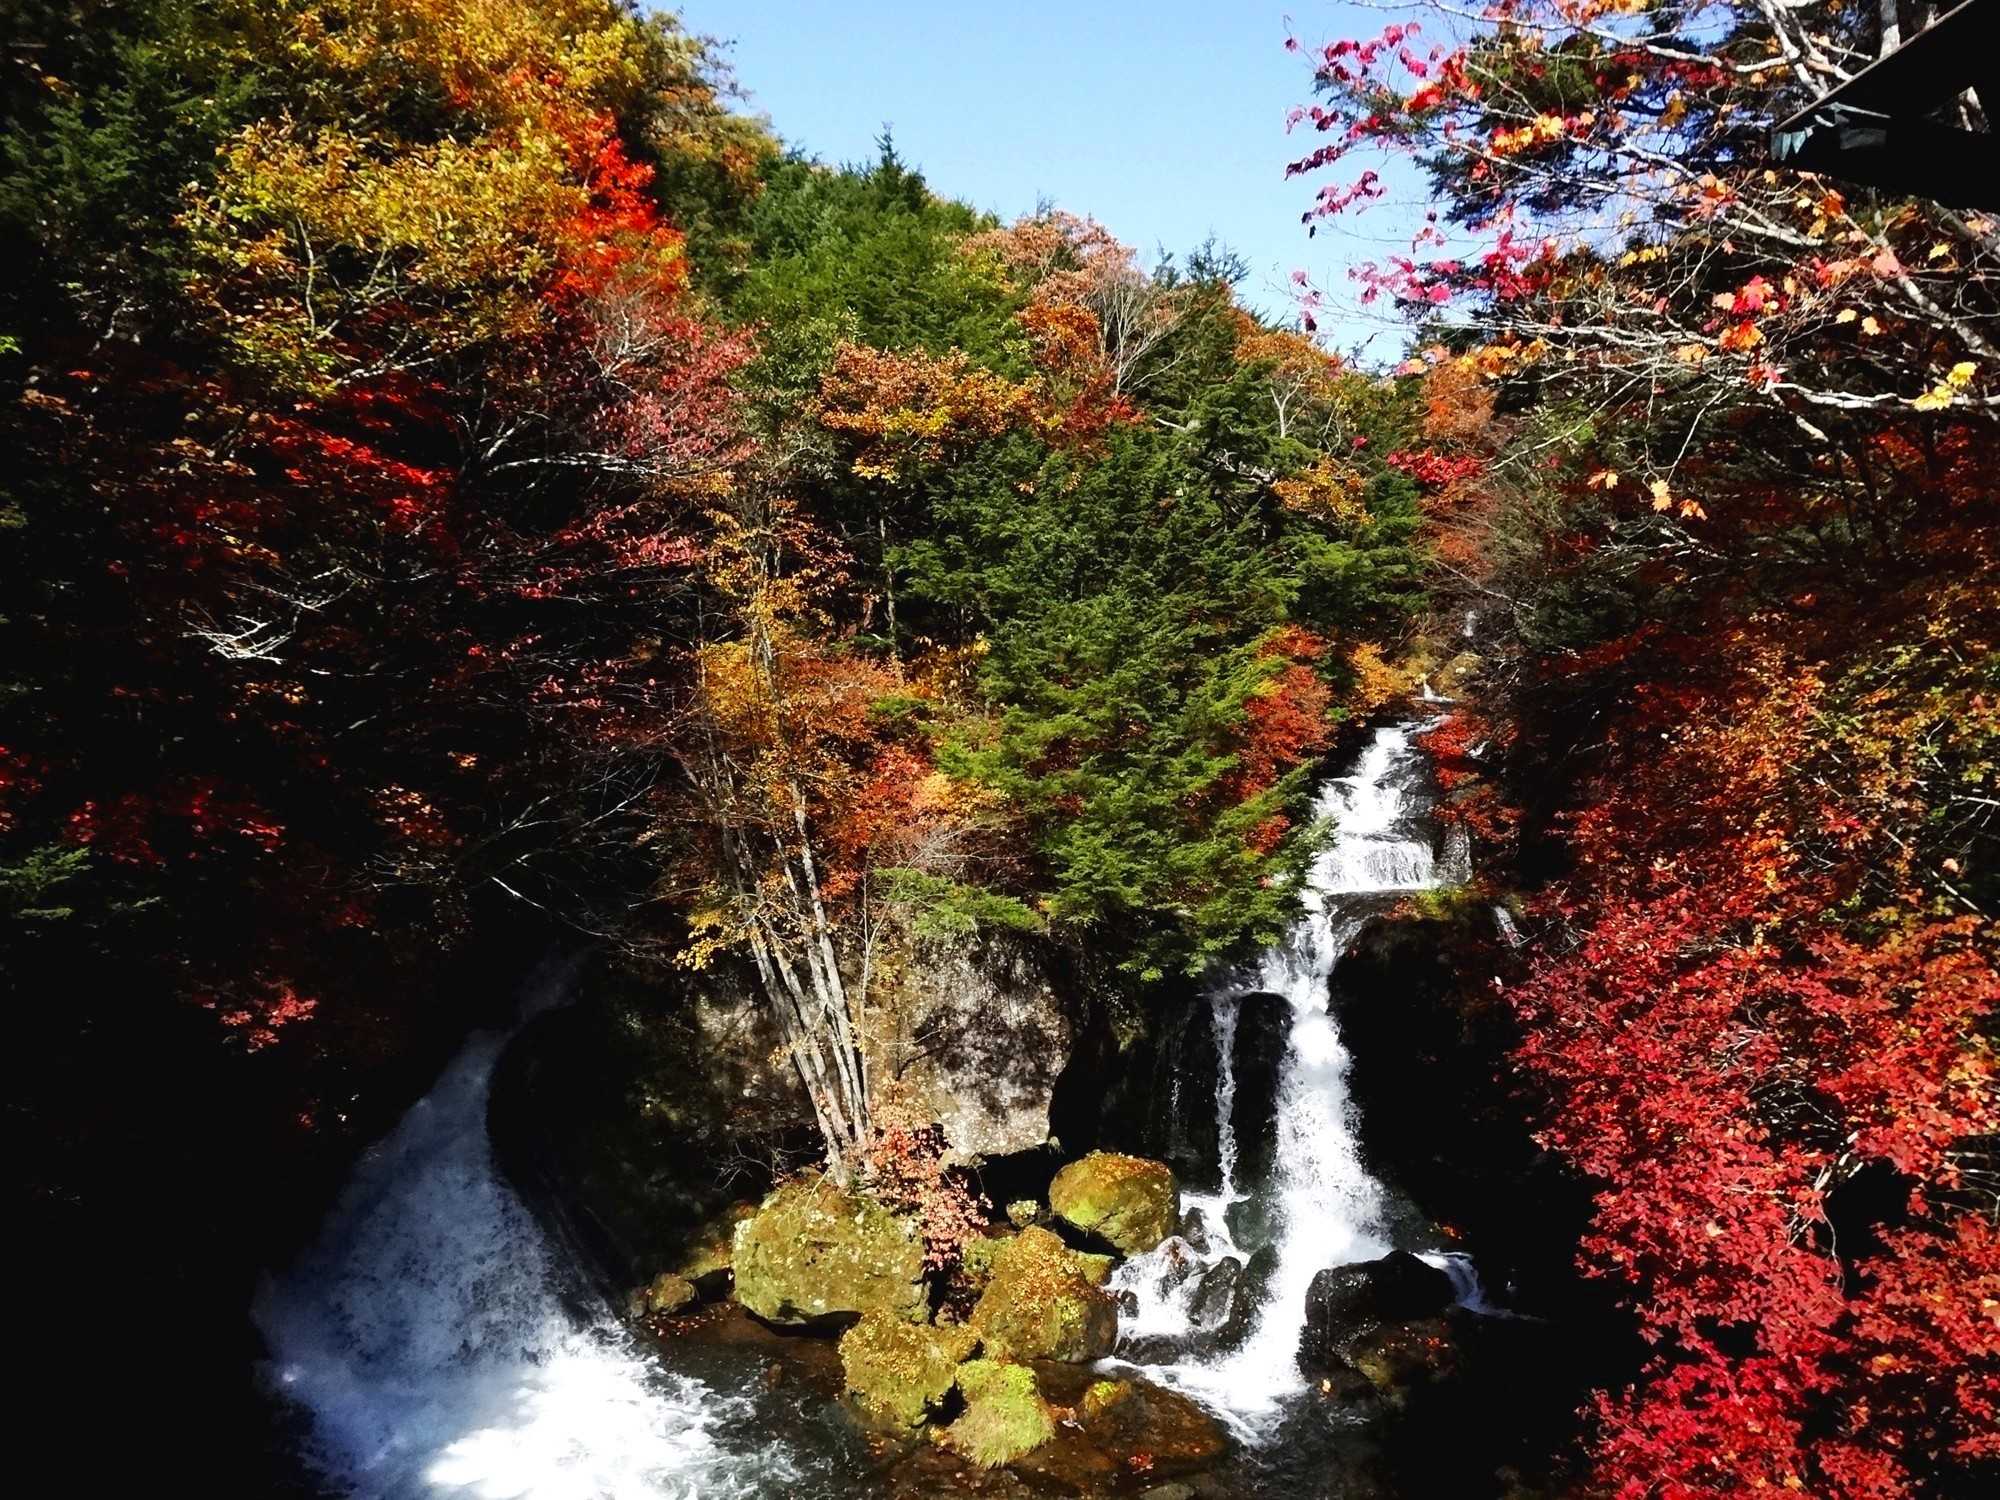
[
  {"xmin": 1105, "ymin": 720, "xmax": 1474, "ymax": 1435},
  {"xmin": 257, "ymin": 720, "xmax": 1477, "ymax": 1497}
]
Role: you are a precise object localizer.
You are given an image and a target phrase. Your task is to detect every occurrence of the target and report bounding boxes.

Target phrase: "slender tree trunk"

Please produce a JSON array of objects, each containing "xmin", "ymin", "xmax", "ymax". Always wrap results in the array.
[{"xmin": 878, "ymin": 510, "xmax": 901, "ymax": 673}]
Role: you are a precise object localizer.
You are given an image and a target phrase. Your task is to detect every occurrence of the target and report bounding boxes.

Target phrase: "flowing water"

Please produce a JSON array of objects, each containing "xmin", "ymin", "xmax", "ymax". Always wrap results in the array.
[
  {"xmin": 1107, "ymin": 722, "xmax": 1462, "ymax": 1435},
  {"xmin": 259, "ymin": 722, "xmax": 1472, "ymax": 1494},
  {"xmin": 254, "ymin": 969, "xmax": 799, "ymax": 1500}
]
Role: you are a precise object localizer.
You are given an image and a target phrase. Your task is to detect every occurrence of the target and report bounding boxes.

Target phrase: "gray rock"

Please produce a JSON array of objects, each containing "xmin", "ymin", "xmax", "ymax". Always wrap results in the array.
[{"xmin": 864, "ymin": 934, "xmax": 1072, "ymax": 1158}]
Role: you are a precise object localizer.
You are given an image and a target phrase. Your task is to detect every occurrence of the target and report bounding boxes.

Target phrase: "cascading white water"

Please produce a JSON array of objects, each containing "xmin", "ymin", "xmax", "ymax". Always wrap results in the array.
[
  {"xmin": 1108, "ymin": 723, "xmax": 1456, "ymax": 1433},
  {"xmin": 256, "ymin": 976, "xmax": 789, "ymax": 1500},
  {"xmin": 1210, "ymin": 993, "xmax": 1242, "ymax": 1199}
]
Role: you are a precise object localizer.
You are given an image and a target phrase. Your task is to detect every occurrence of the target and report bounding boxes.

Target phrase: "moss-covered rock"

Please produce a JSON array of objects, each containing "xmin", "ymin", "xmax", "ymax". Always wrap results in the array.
[
  {"xmin": 1081, "ymin": 1377, "xmax": 1131, "ymax": 1420},
  {"xmin": 943, "ymin": 1359, "xmax": 1055, "ymax": 1468},
  {"xmin": 731, "ymin": 1177, "xmax": 929, "ymax": 1329},
  {"xmin": 837, "ymin": 1315, "xmax": 981, "ymax": 1430},
  {"xmin": 628, "ymin": 1271, "xmax": 696, "ymax": 1319},
  {"xmin": 1049, "ymin": 1151, "xmax": 1180, "ymax": 1254},
  {"xmin": 671, "ymin": 1200, "xmax": 757, "ymax": 1298},
  {"xmin": 968, "ymin": 1225, "xmax": 1118, "ymax": 1362}
]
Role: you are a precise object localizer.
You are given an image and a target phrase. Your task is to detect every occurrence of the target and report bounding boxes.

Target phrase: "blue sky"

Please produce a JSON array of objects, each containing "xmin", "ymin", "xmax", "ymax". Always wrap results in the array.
[{"xmin": 668, "ymin": 1, "xmax": 1433, "ymax": 355}]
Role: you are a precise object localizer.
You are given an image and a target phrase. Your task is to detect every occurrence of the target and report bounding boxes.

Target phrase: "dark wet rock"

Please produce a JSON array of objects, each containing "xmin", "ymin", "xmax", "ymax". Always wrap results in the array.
[
  {"xmin": 1299, "ymin": 1251, "xmax": 1456, "ymax": 1372},
  {"xmin": 1049, "ymin": 1151, "xmax": 1180, "ymax": 1254},
  {"xmin": 1185, "ymin": 1255, "xmax": 1243, "ymax": 1332},
  {"xmin": 1050, "ymin": 981, "xmax": 1222, "ymax": 1190},
  {"xmin": 731, "ymin": 1177, "xmax": 929, "ymax": 1331},
  {"xmin": 1212, "ymin": 1245, "xmax": 1278, "ymax": 1353},
  {"xmin": 1180, "ymin": 1205, "xmax": 1212, "ymax": 1253},
  {"xmin": 1016, "ymin": 1366, "xmax": 1230, "ymax": 1488},
  {"xmin": 1223, "ymin": 1193, "xmax": 1281, "ymax": 1254},
  {"xmin": 489, "ymin": 975, "xmax": 810, "ymax": 1306},
  {"xmin": 1344, "ymin": 1315, "xmax": 1463, "ymax": 1400},
  {"xmin": 1145, "ymin": 1237, "xmax": 1202, "ymax": 1301},
  {"xmin": 1222, "ymin": 990, "xmax": 1292, "ymax": 1188}
]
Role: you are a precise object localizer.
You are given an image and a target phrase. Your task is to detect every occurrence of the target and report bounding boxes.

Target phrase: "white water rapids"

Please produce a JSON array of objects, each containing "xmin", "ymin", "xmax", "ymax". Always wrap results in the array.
[
  {"xmin": 254, "ymin": 972, "xmax": 792, "ymax": 1500},
  {"xmin": 1106, "ymin": 721, "xmax": 1466, "ymax": 1433}
]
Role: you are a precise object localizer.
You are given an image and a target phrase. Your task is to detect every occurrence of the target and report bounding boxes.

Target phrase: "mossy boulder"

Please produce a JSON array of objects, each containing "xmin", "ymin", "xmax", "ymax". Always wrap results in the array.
[
  {"xmin": 671, "ymin": 1200, "xmax": 757, "ymax": 1298},
  {"xmin": 943, "ymin": 1359, "xmax": 1055, "ymax": 1468},
  {"xmin": 731, "ymin": 1177, "xmax": 928, "ymax": 1329},
  {"xmin": 628, "ymin": 1271, "xmax": 696, "ymax": 1319},
  {"xmin": 969, "ymin": 1226, "xmax": 1118, "ymax": 1362},
  {"xmin": 838, "ymin": 1315, "xmax": 981, "ymax": 1430},
  {"xmin": 1049, "ymin": 1151, "xmax": 1180, "ymax": 1254}
]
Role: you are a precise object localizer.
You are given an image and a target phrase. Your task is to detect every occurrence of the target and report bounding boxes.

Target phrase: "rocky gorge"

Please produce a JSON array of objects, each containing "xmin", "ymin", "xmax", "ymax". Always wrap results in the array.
[{"xmin": 247, "ymin": 714, "xmax": 1616, "ymax": 1499}]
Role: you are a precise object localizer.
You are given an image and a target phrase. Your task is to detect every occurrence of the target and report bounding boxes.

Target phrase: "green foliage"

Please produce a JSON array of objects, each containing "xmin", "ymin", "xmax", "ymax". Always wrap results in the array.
[
  {"xmin": 0, "ymin": 843, "xmax": 90, "ymax": 922},
  {"xmin": 0, "ymin": 0, "xmax": 255, "ymax": 336},
  {"xmin": 878, "ymin": 868, "xmax": 1043, "ymax": 942},
  {"xmin": 732, "ymin": 142, "xmax": 1020, "ymax": 389}
]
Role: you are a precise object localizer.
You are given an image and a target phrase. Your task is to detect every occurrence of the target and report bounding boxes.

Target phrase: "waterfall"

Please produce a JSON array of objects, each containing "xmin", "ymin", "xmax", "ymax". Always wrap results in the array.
[
  {"xmin": 1108, "ymin": 722, "xmax": 1457, "ymax": 1434},
  {"xmin": 255, "ymin": 969, "xmax": 789, "ymax": 1499},
  {"xmin": 1210, "ymin": 993, "xmax": 1241, "ymax": 1198}
]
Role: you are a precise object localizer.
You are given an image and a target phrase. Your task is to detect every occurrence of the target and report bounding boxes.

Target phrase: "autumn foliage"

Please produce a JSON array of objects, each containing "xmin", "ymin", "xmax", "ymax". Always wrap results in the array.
[{"xmin": 1286, "ymin": 1, "xmax": 2000, "ymax": 1492}]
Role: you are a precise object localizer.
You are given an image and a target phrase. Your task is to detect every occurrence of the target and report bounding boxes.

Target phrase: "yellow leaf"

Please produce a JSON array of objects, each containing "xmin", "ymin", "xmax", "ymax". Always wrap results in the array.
[
  {"xmin": 1649, "ymin": 478, "xmax": 1673, "ymax": 511},
  {"xmin": 1587, "ymin": 469, "xmax": 1620, "ymax": 490},
  {"xmin": 1911, "ymin": 384, "xmax": 1954, "ymax": 411},
  {"xmin": 1835, "ymin": 308, "xmax": 1858, "ymax": 324},
  {"xmin": 1927, "ymin": 241, "xmax": 1951, "ymax": 262},
  {"xmin": 1947, "ymin": 360, "xmax": 1977, "ymax": 388},
  {"xmin": 1861, "ymin": 316, "xmax": 1882, "ymax": 336}
]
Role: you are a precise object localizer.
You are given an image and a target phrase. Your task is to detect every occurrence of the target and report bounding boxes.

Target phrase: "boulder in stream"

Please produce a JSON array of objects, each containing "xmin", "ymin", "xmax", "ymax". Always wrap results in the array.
[
  {"xmin": 629, "ymin": 1270, "xmax": 697, "ymax": 1319},
  {"xmin": 942, "ymin": 1359, "xmax": 1056, "ymax": 1468},
  {"xmin": 1003, "ymin": 1368, "xmax": 1229, "ymax": 1488},
  {"xmin": 731, "ymin": 1177, "xmax": 929, "ymax": 1330},
  {"xmin": 1049, "ymin": 1151, "xmax": 1180, "ymax": 1254},
  {"xmin": 969, "ymin": 1225, "xmax": 1119, "ymax": 1362},
  {"xmin": 1185, "ymin": 1255, "xmax": 1243, "ymax": 1332},
  {"xmin": 838, "ymin": 1315, "xmax": 982, "ymax": 1430},
  {"xmin": 1299, "ymin": 1249, "xmax": 1456, "ymax": 1371}
]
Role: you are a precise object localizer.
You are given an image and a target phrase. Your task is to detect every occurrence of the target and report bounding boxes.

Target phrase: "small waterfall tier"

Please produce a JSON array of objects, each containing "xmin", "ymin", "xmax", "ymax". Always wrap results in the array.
[{"xmin": 1107, "ymin": 721, "xmax": 1466, "ymax": 1434}]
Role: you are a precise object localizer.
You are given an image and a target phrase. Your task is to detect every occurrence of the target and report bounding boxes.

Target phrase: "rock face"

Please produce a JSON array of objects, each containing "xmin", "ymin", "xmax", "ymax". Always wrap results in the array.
[
  {"xmin": 489, "ymin": 985, "xmax": 807, "ymax": 1303},
  {"xmin": 1049, "ymin": 987, "xmax": 1221, "ymax": 1190},
  {"xmin": 969, "ymin": 1226, "xmax": 1119, "ymax": 1362},
  {"xmin": 1049, "ymin": 1152, "xmax": 1180, "ymax": 1254},
  {"xmin": 731, "ymin": 1177, "xmax": 929, "ymax": 1330},
  {"xmin": 695, "ymin": 935, "xmax": 1073, "ymax": 1161},
  {"xmin": 838, "ymin": 1315, "xmax": 981, "ymax": 1430},
  {"xmin": 1221, "ymin": 990, "xmax": 1292, "ymax": 1189},
  {"xmin": 1068, "ymin": 1376, "xmax": 1228, "ymax": 1470},
  {"xmin": 1299, "ymin": 1250, "xmax": 1456, "ymax": 1372},
  {"xmin": 863, "ymin": 934, "xmax": 1072, "ymax": 1159},
  {"xmin": 944, "ymin": 1359, "xmax": 1056, "ymax": 1468}
]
